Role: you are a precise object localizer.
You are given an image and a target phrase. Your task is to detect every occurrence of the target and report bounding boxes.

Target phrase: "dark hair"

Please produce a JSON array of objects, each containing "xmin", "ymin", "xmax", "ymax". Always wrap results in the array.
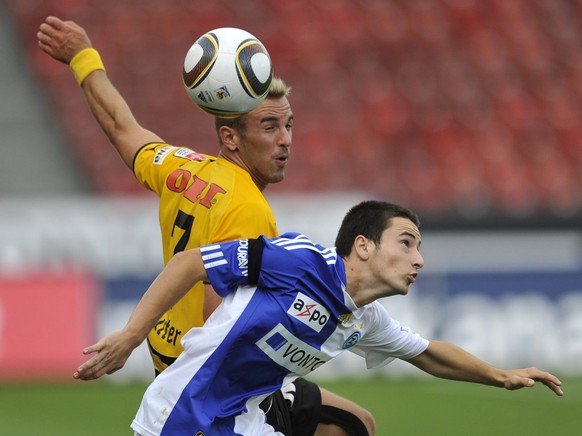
[
  {"xmin": 214, "ymin": 76, "xmax": 291, "ymax": 136},
  {"xmin": 334, "ymin": 201, "xmax": 420, "ymax": 257}
]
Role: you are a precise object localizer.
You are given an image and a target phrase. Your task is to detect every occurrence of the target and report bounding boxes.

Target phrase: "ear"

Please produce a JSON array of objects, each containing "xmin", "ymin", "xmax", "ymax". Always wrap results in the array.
[
  {"xmin": 353, "ymin": 235, "xmax": 371, "ymax": 261},
  {"xmin": 219, "ymin": 126, "xmax": 238, "ymax": 152}
]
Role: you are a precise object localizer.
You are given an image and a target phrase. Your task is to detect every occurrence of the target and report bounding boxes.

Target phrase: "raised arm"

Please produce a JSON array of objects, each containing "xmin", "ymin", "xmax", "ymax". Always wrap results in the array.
[
  {"xmin": 74, "ymin": 248, "xmax": 207, "ymax": 380},
  {"xmin": 37, "ymin": 16, "xmax": 163, "ymax": 168},
  {"xmin": 407, "ymin": 340, "xmax": 564, "ymax": 396}
]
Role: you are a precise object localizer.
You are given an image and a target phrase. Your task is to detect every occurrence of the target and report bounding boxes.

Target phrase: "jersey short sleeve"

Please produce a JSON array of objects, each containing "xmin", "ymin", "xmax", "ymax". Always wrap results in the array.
[
  {"xmin": 133, "ymin": 143, "xmax": 212, "ymax": 195},
  {"xmin": 351, "ymin": 301, "xmax": 429, "ymax": 369},
  {"xmin": 201, "ymin": 232, "xmax": 340, "ymax": 302},
  {"xmin": 201, "ymin": 239, "xmax": 253, "ymax": 297},
  {"xmin": 201, "ymin": 233, "xmax": 309, "ymax": 297}
]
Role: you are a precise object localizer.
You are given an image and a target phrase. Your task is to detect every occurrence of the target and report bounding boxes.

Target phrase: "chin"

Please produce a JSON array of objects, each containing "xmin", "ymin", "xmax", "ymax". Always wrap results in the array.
[{"xmin": 270, "ymin": 173, "xmax": 286, "ymax": 184}]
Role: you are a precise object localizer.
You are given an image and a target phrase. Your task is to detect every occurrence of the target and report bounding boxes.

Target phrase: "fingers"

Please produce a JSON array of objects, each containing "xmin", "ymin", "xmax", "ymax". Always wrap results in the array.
[
  {"xmin": 37, "ymin": 16, "xmax": 90, "ymax": 64},
  {"xmin": 37, "ymin": 18, "xmax": 60, "ymax": 57},
  {"xmin": 45, "ymin": 16, "xmax": 64, "ymax": 29},
  {"xmin": 73, "ymin": 343, "xmax": 105, "ymax": 380},
  {"xmin": 38, "ymin": 16, "xmax": 62, "ymax": 39},
  {"xmin": 82, "ymin": 343, "xmax": 103, "ymax": 355},
  {"xmin": 528, "ymin": 368, "xmax": 563, "ymax": 396},
  {"xmin": 74, "ymin": 352, "xmax": 121, "ymax": 381},
  {"xmin": 73, "ymin": 332, "xmax": 134, "ymax": 381},
  {"xmin": 536, "ymin": 372, "xmax": 564, "ymax": 396},
  {"xmin": 506, "ymin": 368, "xmax": 564, "ymax": 397},
  {"xmin": 73, "ymin": 340, "xmax": 107, "ymax": 380},
  {"xmin": 542, "ymin": 379, "xmax": 564, "ymax": 396},
  {"xmin": 520, "ymin": 377, "xmax": 564, "ymax": 396},
  {"xmin": 37, "ymin": 31, "xmax": 55, "ymax": 54}
]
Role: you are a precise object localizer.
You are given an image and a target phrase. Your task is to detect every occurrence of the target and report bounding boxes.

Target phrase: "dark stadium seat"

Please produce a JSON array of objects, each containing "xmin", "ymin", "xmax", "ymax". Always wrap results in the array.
[{"xmin": 6, "ymin": 0, "xmax": 582, "ymax": 224}]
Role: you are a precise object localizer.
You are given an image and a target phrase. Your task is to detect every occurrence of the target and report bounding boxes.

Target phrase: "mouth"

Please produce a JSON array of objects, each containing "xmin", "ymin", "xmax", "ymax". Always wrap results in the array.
[
  {"xmin": 407, "ymin": 273, "xmax": 418, "ymax": 284},
  {"xmin": 275, "ymin": 155, "xmax": 289, "ymax": 166}
]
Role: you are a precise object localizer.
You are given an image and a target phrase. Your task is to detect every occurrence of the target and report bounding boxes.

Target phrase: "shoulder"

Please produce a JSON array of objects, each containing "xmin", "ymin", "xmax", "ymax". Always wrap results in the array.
[
  {"xmin": 135, "ymin": 144, "xmax": 214, "ymax": 166},
  {"xmin": 365, "ymin": 301, "xmax": 390, "ymax": 319},
  {"xmin": 267, "ymin": 232, "xmax": 316, "ymax": 248},
  {"xmin": 211, "ymin": 195, "xmax": 277, "ymax": 241},
  {"xmin": 265, "ymin": 233, "xmax": 337, "ymax": 263}
]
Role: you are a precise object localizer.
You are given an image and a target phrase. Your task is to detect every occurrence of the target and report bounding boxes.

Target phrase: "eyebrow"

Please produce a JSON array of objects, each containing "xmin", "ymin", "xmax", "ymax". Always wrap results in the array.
[
  {"xmin": 400, "ymin": 231, "xmax": 422, "ymax": 246},
  {"xmin": 260, "ymin": 116, "xmax": 279, "ymax": 123},
  {"xmin": 260, "ymin": 114, "xmax": 294, "ymax": 124}
]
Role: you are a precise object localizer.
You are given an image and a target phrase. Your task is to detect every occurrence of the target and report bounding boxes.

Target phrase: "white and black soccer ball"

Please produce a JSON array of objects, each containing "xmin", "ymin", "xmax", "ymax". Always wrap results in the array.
[{"xmin": 182, "ymin": 27, "xmax": 273, "ymax": 118}]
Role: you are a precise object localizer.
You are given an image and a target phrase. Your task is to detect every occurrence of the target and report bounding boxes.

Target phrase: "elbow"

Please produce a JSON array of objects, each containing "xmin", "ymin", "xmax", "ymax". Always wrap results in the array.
[{"xmin": 169, "ymin": 249, "xmax": 207, "ymax": 285}]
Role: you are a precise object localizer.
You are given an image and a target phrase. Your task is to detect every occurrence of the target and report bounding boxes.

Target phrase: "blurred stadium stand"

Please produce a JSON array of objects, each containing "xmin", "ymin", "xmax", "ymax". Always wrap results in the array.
[
  {"xmin": 3, "ymin": 0, "xmax": 582, "ymax": 229},
  {"xmin": 0, "ymin": 1, "xmax": 88, "ymax": 195}
]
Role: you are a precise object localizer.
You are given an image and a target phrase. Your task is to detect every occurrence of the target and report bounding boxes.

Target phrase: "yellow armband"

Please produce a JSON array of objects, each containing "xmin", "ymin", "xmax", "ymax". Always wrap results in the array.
[{"xmin": 69, "ymin": 48, "xmax": 105, "ymax": 86}]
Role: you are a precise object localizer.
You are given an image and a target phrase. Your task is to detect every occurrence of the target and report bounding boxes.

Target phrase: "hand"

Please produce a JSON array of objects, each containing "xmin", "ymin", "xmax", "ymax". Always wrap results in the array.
[
  {"xmin": 37, "ymin": 16, "xmax": 92, "ymax": 64},
  {"xmin": 503, "ymin": 367, "xmax": 564, "ymax": 396},
  {"xmin": 73, "ymin": 330, "xmax": 137, "ymax": 381}
]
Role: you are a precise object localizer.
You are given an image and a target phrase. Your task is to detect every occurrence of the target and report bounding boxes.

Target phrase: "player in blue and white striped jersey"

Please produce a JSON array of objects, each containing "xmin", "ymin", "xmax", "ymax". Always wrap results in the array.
[{"xmin": 75, "ymin": 200, "xmax": 564, "ymax": 436}]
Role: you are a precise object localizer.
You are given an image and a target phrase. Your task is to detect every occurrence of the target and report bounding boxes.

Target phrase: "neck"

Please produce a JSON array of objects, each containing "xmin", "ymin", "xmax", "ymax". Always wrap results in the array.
[
  {"xmin": 343, "ymin": 257, "xmax": 396, "ymax": 307},
  {"xmin": 218, "ymin": 150, "xmax": 267, "ymax": 191},
  {"xmin": 343, "ymin": 258, "xmax": 373, "ymax": 307}
]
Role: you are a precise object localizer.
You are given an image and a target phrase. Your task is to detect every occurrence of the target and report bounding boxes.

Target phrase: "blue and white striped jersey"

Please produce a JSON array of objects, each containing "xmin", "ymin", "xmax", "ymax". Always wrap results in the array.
[{"xmin": 132, "ymin": 233, "xmax": 428, "ymax": 436}]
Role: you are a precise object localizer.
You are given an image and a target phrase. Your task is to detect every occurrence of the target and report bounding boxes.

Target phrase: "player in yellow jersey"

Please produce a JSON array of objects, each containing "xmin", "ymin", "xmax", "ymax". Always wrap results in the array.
[
  {"xmin": 135, "ymin": 144, "xmax": 279, "ymax": 372},
  {"xmin": 39, "ymin": 16, "xmax": 375, "ymax": 435}
]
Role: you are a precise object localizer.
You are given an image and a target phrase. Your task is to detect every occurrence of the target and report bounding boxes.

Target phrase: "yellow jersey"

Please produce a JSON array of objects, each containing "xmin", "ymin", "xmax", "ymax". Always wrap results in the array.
[{"xmin": 133, "ymin": 143, "xmax": 278, "ymax": 373}]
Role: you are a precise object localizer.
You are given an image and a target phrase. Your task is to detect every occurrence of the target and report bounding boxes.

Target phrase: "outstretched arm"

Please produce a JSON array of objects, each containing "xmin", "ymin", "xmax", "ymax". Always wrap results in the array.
[
  {"xmin": 74, "ymin": 249, "xmax": 207, "ymax": 381},
  {"xmin": 37, "ymin": 16, "xmax": 162, "ymax": 168},
  {"xmin": 407, "ymin": 340, "xmax": 564, "ymax": 396}
]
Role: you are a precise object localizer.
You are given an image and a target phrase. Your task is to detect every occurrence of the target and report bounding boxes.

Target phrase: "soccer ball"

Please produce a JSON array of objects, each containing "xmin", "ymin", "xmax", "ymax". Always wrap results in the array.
[{"xmin": 182, "ymin": 27, "xmax": 273, "ymax": 118}]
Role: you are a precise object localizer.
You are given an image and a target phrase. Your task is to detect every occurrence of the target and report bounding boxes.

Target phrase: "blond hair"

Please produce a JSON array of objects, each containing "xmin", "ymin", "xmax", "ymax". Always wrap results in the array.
[
  {"xmin": 266, "ymin": 76, "xmax": 291, "ymax": 99},
  {"xmin": 214, "ymin": 76, "xmax": 291, "ymax": 134}
]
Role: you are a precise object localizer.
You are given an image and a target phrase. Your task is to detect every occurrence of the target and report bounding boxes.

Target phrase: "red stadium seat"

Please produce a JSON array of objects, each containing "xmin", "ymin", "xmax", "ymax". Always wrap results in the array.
[{"xmin": 7, "ymin": 0, "xmax": 582, "ymax": 220}]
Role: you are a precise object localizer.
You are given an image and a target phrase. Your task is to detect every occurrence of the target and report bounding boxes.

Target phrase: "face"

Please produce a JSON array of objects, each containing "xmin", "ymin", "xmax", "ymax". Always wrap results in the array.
[
  {"xmin": 368, "ymin": 217, "xmax": 424, "ymax": 297},
  {"xmin": 235, "ymin": 96, "xmax": 293, "ymax": 190}
]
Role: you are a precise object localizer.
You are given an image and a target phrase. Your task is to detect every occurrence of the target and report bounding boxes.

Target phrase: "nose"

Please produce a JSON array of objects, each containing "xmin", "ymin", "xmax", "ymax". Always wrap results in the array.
[
  {"xmin": 279, "ymin": 127, "xmax": 292, "ymax": 148},
  {"xmin": 414, "ymin": 251, "xmax": 424, "ymax": 270}
]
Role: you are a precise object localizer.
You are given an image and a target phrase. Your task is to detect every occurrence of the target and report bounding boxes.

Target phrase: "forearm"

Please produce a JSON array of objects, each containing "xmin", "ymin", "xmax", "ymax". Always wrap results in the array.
[
  {"xmin": 81, "ymin": 69, "xmax": 161, "ymax": 168},
  {"xmin": 407, "ymin": 340, "xmax": 564, "ymax": 396},
  {"xmin": 124, "ymin": 249, "xmax": 207, "ymax": 341},
  {"xmin": 37, "ymin": 17, "xmax": 161, "ymax": 169},
  {"xmin": 408, "ymin": 340, "xmax": 504, "ymax": 387},
  {"xmin": 74, "ymin": 249, "xmax": 207, "ymax": 380}
]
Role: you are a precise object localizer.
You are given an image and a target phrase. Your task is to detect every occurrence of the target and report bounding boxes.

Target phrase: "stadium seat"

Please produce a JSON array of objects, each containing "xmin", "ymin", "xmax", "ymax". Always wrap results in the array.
[{"xmin": 6, "ymin": 0, "xmax": 582, "ymax": 221}]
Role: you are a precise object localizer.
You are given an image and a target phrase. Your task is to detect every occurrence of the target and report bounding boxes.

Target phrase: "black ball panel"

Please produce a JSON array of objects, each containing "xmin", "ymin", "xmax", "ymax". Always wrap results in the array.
[
  {"xmin": 183, "ymin": 33, "xmax": 219, "ymax": 89},
  {"xmin": 236, "ymin": 40, "xmax": 273, "ymax": 98}
]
